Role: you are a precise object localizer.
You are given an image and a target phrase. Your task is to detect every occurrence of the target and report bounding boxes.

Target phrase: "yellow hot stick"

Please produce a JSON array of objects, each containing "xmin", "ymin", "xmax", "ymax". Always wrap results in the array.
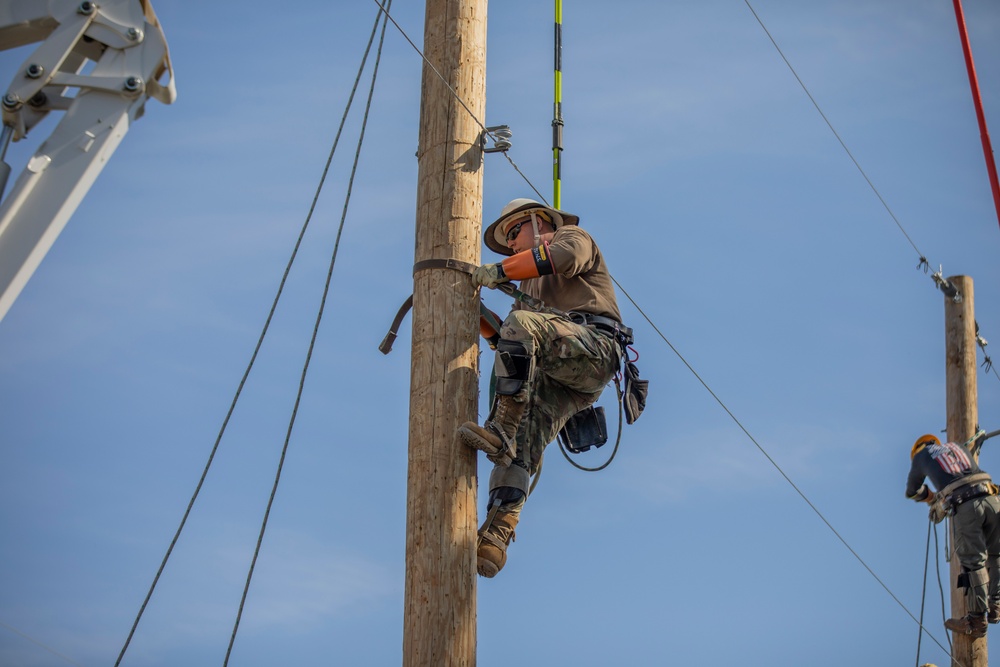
[{"xmin": 552, "ymin": 0, "xmax": 563, "ymax": 209}]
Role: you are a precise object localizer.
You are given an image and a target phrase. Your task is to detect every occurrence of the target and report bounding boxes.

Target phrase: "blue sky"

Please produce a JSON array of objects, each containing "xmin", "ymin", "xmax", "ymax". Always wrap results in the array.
[{"xmin": 2, "ymin": 1, "xmax": 1000, "ymax": 665}]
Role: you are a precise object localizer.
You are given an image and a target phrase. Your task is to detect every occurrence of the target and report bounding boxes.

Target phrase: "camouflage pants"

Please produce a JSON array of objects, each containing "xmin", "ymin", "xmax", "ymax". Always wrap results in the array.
[{"xmin": 487, "ymin": 310, "xmax": 620, "ymax": 505}]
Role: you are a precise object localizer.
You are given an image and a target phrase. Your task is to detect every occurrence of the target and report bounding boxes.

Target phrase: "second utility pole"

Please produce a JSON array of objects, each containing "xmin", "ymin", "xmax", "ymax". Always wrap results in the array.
[{"xmin": 944, "ymin": 274, "xmax": 986, "ymax": 667}]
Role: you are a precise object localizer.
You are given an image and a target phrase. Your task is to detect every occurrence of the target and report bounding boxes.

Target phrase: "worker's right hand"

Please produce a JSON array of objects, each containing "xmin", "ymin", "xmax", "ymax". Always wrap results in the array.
[{"xmin": 472, "ymin": 263, "xmax": 509, "ymax": 289}]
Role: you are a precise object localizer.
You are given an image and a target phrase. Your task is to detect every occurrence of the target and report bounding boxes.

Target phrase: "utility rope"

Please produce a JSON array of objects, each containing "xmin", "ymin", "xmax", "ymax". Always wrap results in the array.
[
  {"xmin": 915, "ymin": 519, "xmax": 960, "ymax": 666},
  {"xmin": 935, "ymin": 522, "xmax": 954, "ymax": 655},
  {"xmin": 915, "ymin": 518, "xmax": 931, "ymax": 667},
  {"xmin": 113, "ymin": 5, "xmax": 391, "ymax": 666},
  {"xmin": 223, "ymin": 4, "xmax": 392, "ymax": 665}
]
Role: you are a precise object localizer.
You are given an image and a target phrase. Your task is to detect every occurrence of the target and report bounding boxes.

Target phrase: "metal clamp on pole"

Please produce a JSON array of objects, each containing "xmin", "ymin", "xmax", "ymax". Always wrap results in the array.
[
  {"xmin": 481, "ymin": 125, "xmax": 512, "ymax": 153},
  {"xmin": 931, "ymin": 266, "xmax": 962, "ymax": 303}
]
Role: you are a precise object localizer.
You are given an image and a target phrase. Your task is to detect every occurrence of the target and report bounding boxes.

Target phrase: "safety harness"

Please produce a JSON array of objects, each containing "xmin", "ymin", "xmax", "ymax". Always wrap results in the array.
[
  {"xmin": 930, "ymin": 472, "xmax": 999, "ymax": 523},
  {"xmin": 940, "ymin": 472, "xmax": 996, "ymax": 506}
]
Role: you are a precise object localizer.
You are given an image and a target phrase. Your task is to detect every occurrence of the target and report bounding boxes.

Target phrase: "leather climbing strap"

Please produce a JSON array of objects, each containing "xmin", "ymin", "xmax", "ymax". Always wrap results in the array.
[
  {"xmin": 379, "ymin": 258, "xmax": 478, "ymax": 354},
  {"xmin": 379, "ymin": 295, "xmax": 413, "ymax": 355},
  {"xmin": 412, "ymin": 258, "xmax": 478, "ymax": 276}
]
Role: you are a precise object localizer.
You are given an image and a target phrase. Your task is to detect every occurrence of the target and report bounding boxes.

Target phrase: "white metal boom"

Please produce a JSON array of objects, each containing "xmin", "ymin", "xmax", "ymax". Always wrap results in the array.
[{"xmin": 0, "ymin": 0, "xmax": 175, "ymax": 323}]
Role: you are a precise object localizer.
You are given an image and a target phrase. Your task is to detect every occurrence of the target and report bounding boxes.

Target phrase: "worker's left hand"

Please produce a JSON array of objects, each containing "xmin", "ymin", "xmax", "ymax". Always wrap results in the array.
[{"xmin": 472, "ymin": 263, "xmax": 509, "ymax": 289}]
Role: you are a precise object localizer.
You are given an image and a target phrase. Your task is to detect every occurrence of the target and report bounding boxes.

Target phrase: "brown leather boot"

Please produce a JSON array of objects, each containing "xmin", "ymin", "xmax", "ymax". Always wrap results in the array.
[
  {"xmin": 972, "ymin": 612, "xmax": 989, "ymax": 637},
  {"xmin": 457, "ymin": 394, "xmax": 526, "ymax": 466},
  {"xmin": 477, "ymin": 509, "xmax": 519, "ymax": 578},
  {"xmin": 945, "ymin": 613, "xmax": 988, "ymax": 638}
]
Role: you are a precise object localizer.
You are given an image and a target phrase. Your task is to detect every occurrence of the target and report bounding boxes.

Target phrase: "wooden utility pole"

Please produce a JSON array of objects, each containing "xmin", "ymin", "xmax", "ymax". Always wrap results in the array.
[
  {"xmin": 402, "ymin": 0, "xmax": 486, "ymax": 666},
  {"xmin": 944, "ymin": 275, "xmax": 986, "ymax": 667}
]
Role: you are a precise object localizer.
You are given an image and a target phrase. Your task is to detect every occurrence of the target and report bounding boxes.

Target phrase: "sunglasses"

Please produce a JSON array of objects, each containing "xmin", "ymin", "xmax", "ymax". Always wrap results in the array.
[{"xmin": 505, "ymin": 219, "xmax": 531, "ymax": 243}]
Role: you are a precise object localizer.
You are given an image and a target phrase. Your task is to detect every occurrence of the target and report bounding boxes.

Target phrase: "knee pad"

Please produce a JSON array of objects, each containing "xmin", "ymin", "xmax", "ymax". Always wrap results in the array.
[
  {"xmin": 959, "ymin": 567, "xmax": 990, "ymax": 589},
  {"xmin": 968, "ymin": 567, "xmax": 990, "ymax": 588},
  {"xmin": 489, "ymin": 461, "xmax": 530, "ymax": 499},
  {"xmin": 494, "ymin": 338, "xmax": 532, "ymax": 396},
  {"xmin": 962, "ymin": 567, "xmax": 991, "ymax": 614},
  {"xmin": 488, "ymin": 487, "xmax": 525, "ymax": 508}
]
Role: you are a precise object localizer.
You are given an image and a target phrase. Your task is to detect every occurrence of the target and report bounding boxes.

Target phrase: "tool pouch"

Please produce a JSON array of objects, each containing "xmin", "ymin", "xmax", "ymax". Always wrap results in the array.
[
  {"xmin": 558, "ymin": 405, "xmax": 608, "ymax": 453},
  {"xmin": 623, "ymin": 360, "xmax": 648, "ymax": 425}
]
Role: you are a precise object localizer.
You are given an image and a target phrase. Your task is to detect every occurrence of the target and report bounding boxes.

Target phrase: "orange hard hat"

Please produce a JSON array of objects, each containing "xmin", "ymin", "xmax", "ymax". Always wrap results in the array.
[{"xmin": 911, "ymin": 434, "xmax": 941, "ymax": 459}]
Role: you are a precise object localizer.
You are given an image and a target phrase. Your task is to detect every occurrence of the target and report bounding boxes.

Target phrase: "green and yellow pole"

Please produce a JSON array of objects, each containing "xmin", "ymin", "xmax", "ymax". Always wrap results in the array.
[{"xmin": 552, "ymin": 0, "xmax": 563, "ymax": 208}]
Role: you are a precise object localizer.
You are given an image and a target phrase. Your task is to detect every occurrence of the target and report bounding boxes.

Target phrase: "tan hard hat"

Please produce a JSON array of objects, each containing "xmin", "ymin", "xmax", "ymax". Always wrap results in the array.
[{"xmin": 483, "ymin": 198, "xmax": 579, "ymax": 256}]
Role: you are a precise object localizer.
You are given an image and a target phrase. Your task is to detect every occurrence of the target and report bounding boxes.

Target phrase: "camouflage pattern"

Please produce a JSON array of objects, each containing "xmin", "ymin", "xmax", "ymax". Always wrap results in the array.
[{"xmin": 490, "ymin": 309, "xmax": 620, "ymax": 500}]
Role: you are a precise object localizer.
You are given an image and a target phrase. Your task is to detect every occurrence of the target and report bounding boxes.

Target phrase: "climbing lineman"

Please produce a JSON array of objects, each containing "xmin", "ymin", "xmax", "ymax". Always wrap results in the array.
[
  {"xmin": 459, "ymin": 198, "xmax": 634, "ymax": 578},
  {"xmin": 906, "ymin": 433, "xmax": 1000, "ymax": 638}
]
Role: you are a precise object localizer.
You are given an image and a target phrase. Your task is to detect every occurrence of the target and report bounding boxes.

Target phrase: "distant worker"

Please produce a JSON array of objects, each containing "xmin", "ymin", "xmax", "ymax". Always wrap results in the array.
[
  {"xmin": 460, "ymin": 198, "xmax": 634, "ymax": 578},
  {"xmin": 906, "ymin": 433, "xmax": 1000, "ymax": 638}
]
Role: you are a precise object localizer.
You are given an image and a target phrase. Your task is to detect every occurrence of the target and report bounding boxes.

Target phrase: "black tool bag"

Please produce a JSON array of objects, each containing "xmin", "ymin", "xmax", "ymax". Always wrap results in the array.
[{"xmin": 558, "ymin": 405, "xmax": 609, "ymax": 453}]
